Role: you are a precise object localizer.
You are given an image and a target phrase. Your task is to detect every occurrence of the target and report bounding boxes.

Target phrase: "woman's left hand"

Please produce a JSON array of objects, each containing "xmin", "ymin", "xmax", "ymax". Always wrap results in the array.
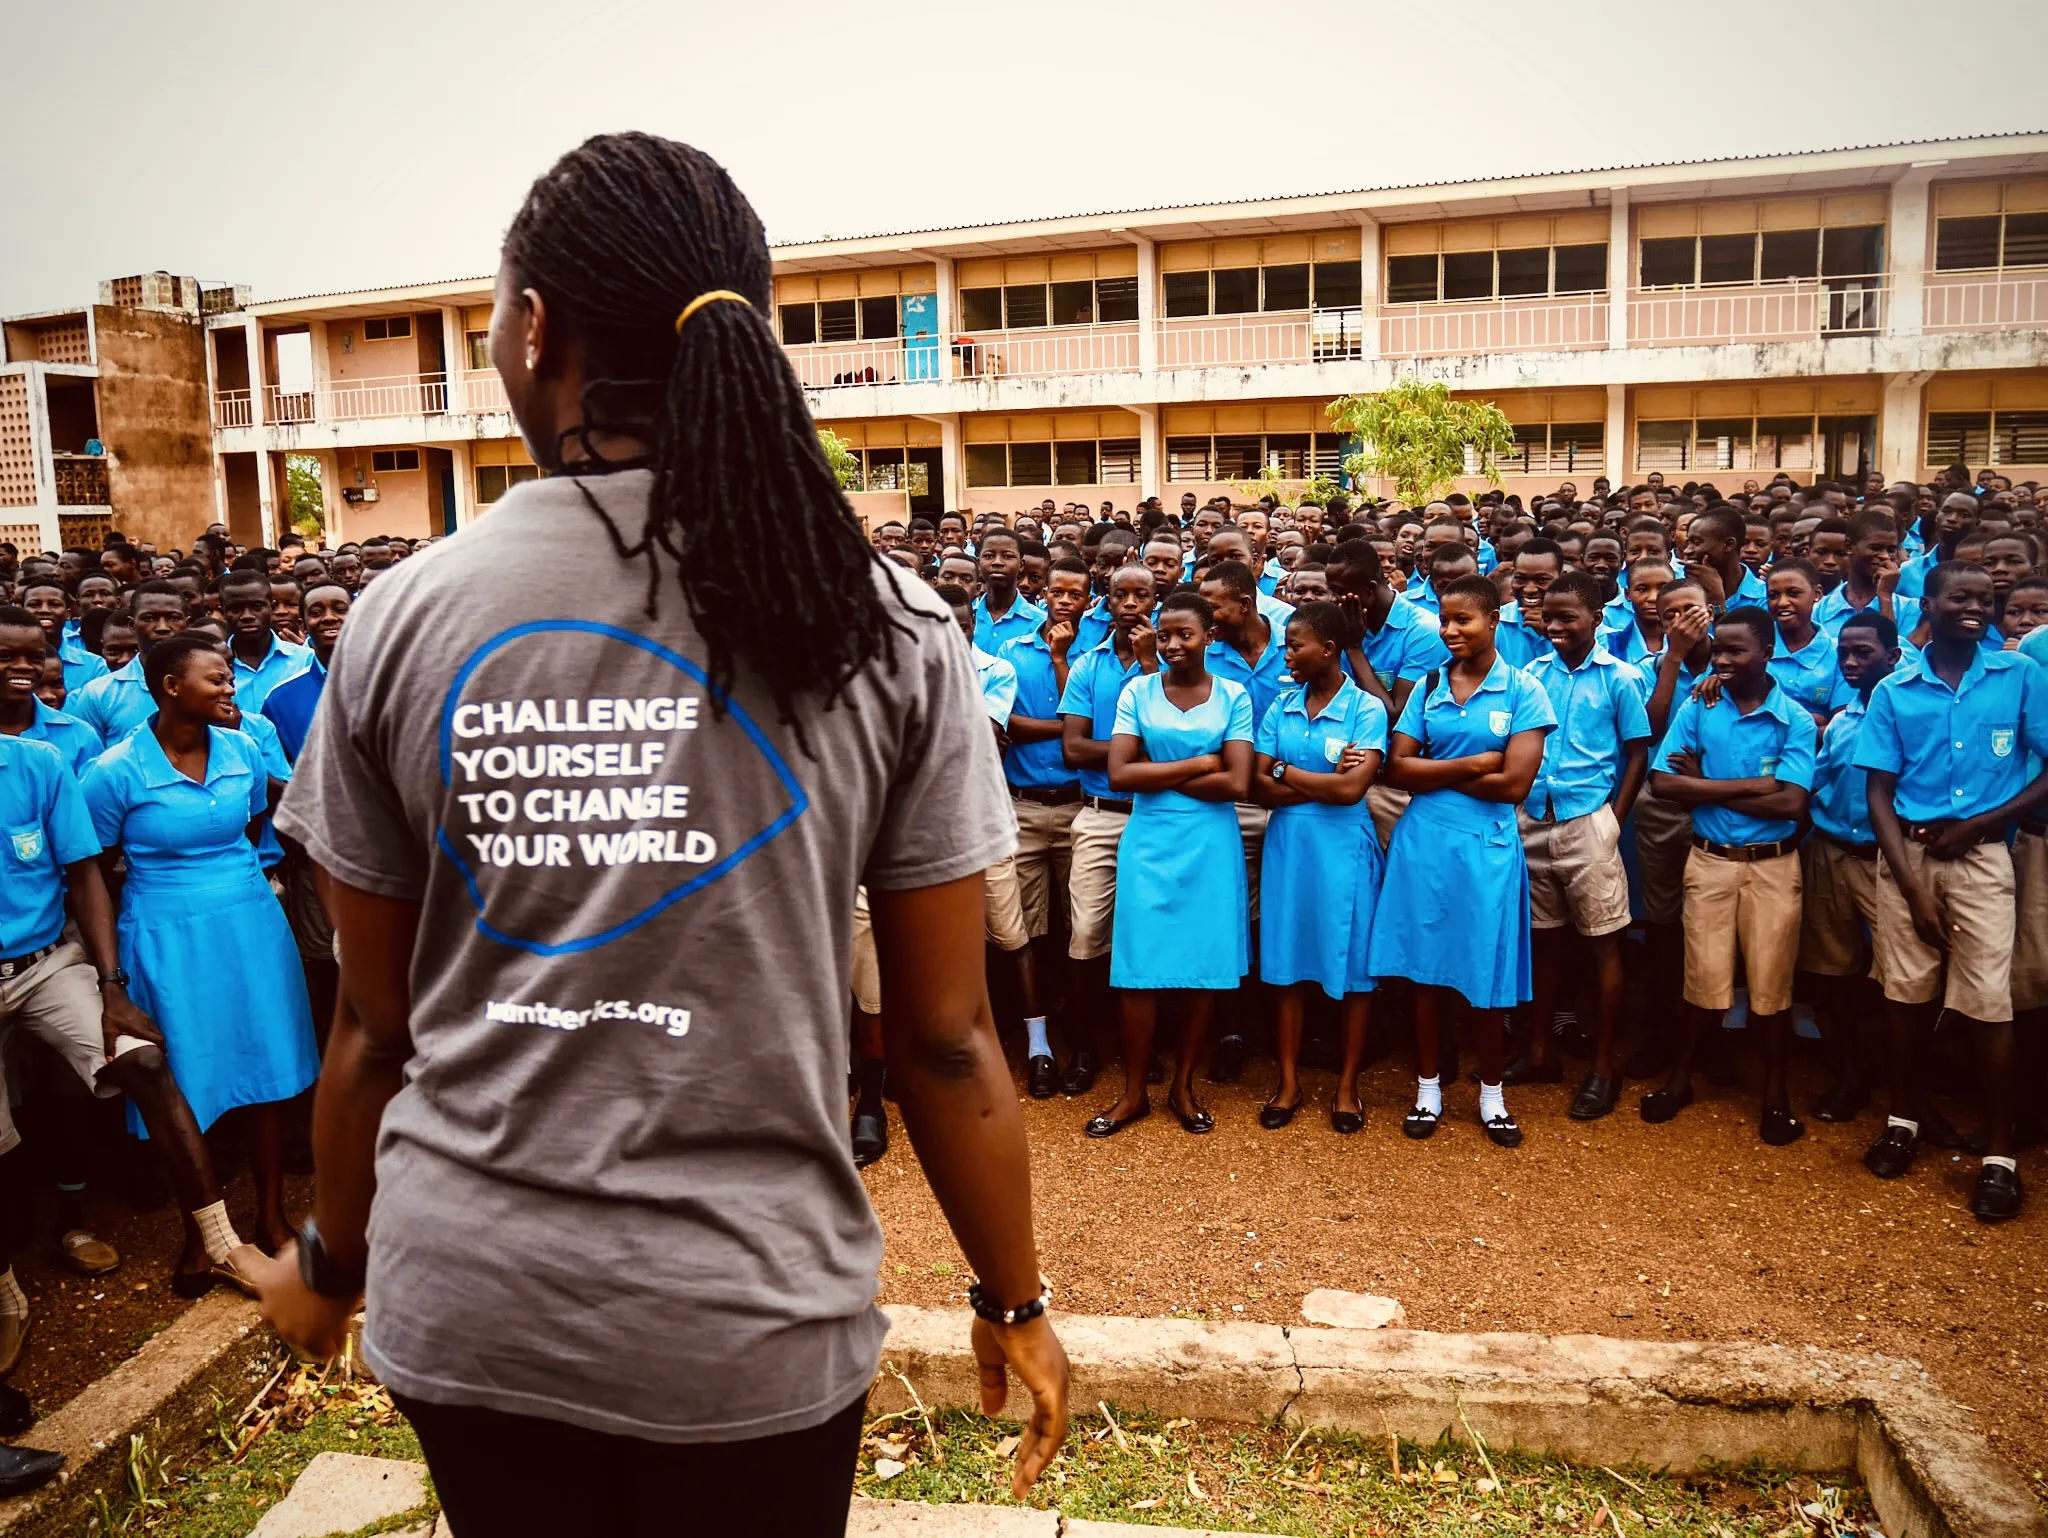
[{"xmin": 251, "ymin": 1241, "xmax": 359, "ymax": 1362}]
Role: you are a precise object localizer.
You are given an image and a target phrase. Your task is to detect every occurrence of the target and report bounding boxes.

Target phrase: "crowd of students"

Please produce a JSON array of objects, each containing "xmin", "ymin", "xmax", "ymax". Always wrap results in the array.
[{"xmin": 854, "ymin": 466, "xmax": 2048, "ymax": 1227}]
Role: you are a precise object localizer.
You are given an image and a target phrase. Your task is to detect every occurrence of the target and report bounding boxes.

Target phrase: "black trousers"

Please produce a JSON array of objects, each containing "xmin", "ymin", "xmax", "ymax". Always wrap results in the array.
[{"xmin": 392, "ymin": 1389, "xmax": 867, "ymax": 1537}]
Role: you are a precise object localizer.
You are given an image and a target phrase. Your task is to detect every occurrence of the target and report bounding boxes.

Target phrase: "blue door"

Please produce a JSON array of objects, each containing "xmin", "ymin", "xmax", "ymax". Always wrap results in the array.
[{"xmin": 902, "ymin": 293, "xmax": 939, "ymax": 381}]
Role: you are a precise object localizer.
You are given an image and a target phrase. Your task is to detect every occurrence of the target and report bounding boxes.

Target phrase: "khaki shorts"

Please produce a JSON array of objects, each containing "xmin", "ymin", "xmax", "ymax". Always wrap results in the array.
[
  {"xmin": 850, "ymin": 886, "xmax": 880, "ymax": 1016},
  {"xmin": 1681, "ymin": 847, "xmax": 1802, "ymax": 1016},
  {"xmin": 0, "ymin": 942, "xmax": 122, "ymax": 1157},
  {"xmin": 1796, "ymin": 836, "xmax": 1879, "ymax": 979},
  {"xmin": 1366, "ymin": 784, "xmax": 1410, "ymax": 851},
  {"xmin": 1874, "ymin": 841, "xmax": 2015, "ymax": 1022},
  {"xmin": 1235, "ymin": 802, "xmax": 1269, "ymax": 919},
  {"xmin": 984, "ymin": 854, "xmax": 1030, "ymax": 954},
  {"xmin": 1066, "ymin": 805, "xmax": 1127, "ymax": 961},
  {"xmin": 1520, "ymin": 805, "xmax": 1631, "ymax": 936},
  {"xmin": 1011, "ymin": 796, "xmax": 1079, "ymax": 940},
  {"xmin": 2014, "ymin": 831, "xmax": 2048, "ymax": 1015},
  {"xmin": 1632, "ymin": 783, "xmax": 1693, "ymax": 926}
]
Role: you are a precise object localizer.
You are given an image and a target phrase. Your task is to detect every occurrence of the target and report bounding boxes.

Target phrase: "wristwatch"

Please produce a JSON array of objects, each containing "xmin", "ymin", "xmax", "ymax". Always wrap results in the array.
[
  {"xmin": 97, "ymin": 968, "xmax": 130, "ymax": 989},
  {"xmin": 1271, "ymin": 761, "xmax": 1288, "ymax": 783},
  {"xmin": 296, "ymin": 1217, "xmax": 368, "ymax": 1300}
]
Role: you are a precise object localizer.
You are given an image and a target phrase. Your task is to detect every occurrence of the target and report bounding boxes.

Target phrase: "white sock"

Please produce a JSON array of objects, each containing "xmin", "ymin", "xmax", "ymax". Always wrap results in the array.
[
  {"xmin": 1984, "ymin": 1155, "xmax": 2019, "ymax": 1173},
  {"xmin": 191, "ymin": 1200, "xmax": 245, "ymax": 1265},
  {"xmin": 1025, "ymin": 1016, "xmax": 1051, "ymax": 1058},
  {"xmin": 1415, "ymin": 1076, "xmax": 1442, "ymax": 1116},
  {"xmin": 1888, "ymin": 1115, "xmax": 1920, "ymax": 1137},
  {"xmin": 0, "ymin": 1268, "xmax": 26, "ymax": 1318},
  {"xmin": 1479, "ymin": 1081, "xmax": 1508, "ymax": 1122}
]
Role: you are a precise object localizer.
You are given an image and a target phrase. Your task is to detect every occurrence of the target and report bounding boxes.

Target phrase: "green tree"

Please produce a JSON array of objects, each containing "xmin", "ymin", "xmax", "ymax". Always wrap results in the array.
[
  {"xmin": 818, "ymin": 429, "xmax": 862, "ymax": 491},
  {"xmin": 285, "ymin": 454, "xmax": 325, "ymax": 538},
  {"xmin": 1325, "ymin": 379, "xmax": 1516, "ymax": 507}
]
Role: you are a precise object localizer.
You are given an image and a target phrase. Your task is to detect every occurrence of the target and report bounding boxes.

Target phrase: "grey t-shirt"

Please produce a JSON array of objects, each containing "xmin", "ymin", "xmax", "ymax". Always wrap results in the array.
[{"xmin": 274, "ymin": 470, "xmax": 1014, "ymax": 1442}]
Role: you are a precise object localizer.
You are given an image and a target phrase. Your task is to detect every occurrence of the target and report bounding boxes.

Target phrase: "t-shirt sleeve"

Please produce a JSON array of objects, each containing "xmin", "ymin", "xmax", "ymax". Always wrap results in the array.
[
  {"xmin": 864, "ymin": 620, "xmax": 1018, "ymax": 892},
  {"xmin": 272, "ymin": 616, "xmax": 429, "ymax": 900},
  {"xmin": 1404, "ymin": 623, "xmax": 1450, "ymax": 679},
  {"xmin": 2018, "ymin": 654, "xmax": 2048, "ymax": 760},
  {"xmin": 979, "ymin": 656, "xmax": 1018, "ymax": 725},
  {"xmin": 44, "ymin": 757, "xmax": 100, "ymax": 866},
  {"xmin": 1511, "ymin": 674, "xmax": 1559, "ymax": 735},
  {"xmin": 1224, "ymin": 684, "xmax": 1256, "ymax": 745},
  {"xmin": 1254, "ymin": 698, "xmax": 1281, "ymax": 759},
  {"xmin": 1356, "ymin": 693, "xmax": 1390, "ymax": 753},
  {"xmin": 1850, "ymin": 681, "xmax": 1904, "ymax": 776},
  {"xmin": 78, "ymin": 754, "xmax": 126, "ymax": 851},
  {"xmin": 1111, "ymin": 677, "xmax": 1144, "ymax": 740},
  {"xmin": 1613, "ymin": 667, "xmax": 1653, "ymax": 743},
  {"xmin": 1056, "ymin": 655, "xmax": 1094, "ymax": 718},
  {"xmin": 234, "ymin": 731, "xmax": 269, "ymax": 820},
  {"xmin": 1653, "ymin": 699, "xmax": 1701, "ymax": 774},
  {"xmin": 1391, "ymin": 683, "xmax": 1428, "ymax": 743},
  {"xmin": 1774, "ymin": 706, "xmax": 1820, "ymax": 790}
]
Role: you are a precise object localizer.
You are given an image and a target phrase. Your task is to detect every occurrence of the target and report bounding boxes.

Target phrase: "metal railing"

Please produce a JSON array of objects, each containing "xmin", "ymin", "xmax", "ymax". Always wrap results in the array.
[
  {"xmin": 1627, "ymin": 278, "xmax": 1886, "ymax": 346},
  {"xmin": 211, "ymin": 370, "xmax": 513, "ymax": 428},
  {"xmin": 950, "ymin": 325, "xmax": 1141, "ymax": 380},
  {"xmin": 1156, "ymin": 312, "xmax": 1366, "ymax": 370},
  {"xmin": 1378, "ymin": 296, "xmax": 1608, "ymax": 358},
  {"xmin": 213, "ymin": 389, "xmax": 252, "ymax": 429},
  {"xmin": 782, "ymin": 334, "xmax": 944, "ymax": 389},
  {"xmin": 325, "ymin": 372, "xmax": 449, "ymax": 420},
  {"xmin": 265, "ymin": 385, "xmax": 317, "ymax": 424},
  {"xmin": 1922, "ymin": 273, "xmax": 2048, "ymax": 333}
]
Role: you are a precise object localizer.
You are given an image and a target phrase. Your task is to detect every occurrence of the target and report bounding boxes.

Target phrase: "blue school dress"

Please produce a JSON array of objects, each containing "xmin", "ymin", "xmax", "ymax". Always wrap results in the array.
[
  {"xmin": 80, "ymin": 722, "xmax": 318, "ymax": 1133},
  {"xmin": 1257, "ymin": 680, "xmax": 1389, "ymax": 999},
  {"xmin": 1108, "ymin": 672, "xmax": 1255, "ymax": 991},
  {"xmin": 1365, "ymin": 656, "xmax": 1556, "ymax": 1008}
]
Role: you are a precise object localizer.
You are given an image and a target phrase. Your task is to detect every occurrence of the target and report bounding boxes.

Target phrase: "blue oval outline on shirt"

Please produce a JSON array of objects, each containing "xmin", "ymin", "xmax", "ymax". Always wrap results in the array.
[{"xmin": 435, "ymin": 619, "xmax": 810, "ymax": 957}]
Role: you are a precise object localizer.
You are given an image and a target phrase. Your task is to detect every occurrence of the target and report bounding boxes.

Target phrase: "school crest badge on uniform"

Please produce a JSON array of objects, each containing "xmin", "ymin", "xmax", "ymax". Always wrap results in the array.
[
  {"xmin": 1991, "ymin": 728, "xmax": 2015, "ymax": 759},
  {"xmin": 1489, "ymin": 710, "xmax": 1511, "ymax": 735},
  {"xmin": 11, "ymin": 829, "xmax": 44, "ymax": 862},
  {"xmin": 1759, "ymin": 757, "xmax": 1780, "ymax": 777},
  {"xmin": 1323, "ymin": 738, "xmax": 1346, "ymax": 764}
]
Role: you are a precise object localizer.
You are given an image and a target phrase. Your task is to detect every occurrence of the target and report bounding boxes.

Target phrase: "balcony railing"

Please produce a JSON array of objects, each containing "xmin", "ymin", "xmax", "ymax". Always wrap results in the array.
[
  {"xmin": 1627, "ymin": 278, "xmax": 1886, "ymax": 346},
  {"xmin": 952, "ymin": 326, "xmax": 1141, "ymax": 380},
  {"xmin": 212, "ymin": 370, "xmax": 514, "ymax": 430},
  {"xmin": 1158, "ymin": 311, "xmax": 1366, "ymax": 370},
  {"xmin": 53, "ymin": 454, "xmax": 110, "ymax": 506},
  {"xmin": 1377, "ymin": 296, "xmax": 1608, "ymax": 358},
  {"xmin": 1922, "ymin": 272, "xmax": 2048, "ymax": 333},
  {"xmin": 213, "ymin": 389, "xmax": 252, "ymax": 429}
]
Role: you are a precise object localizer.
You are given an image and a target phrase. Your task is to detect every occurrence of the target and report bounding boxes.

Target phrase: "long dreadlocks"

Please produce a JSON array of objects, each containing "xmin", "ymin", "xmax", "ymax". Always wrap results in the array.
[{"xmin": 501, "ymin": 132, "xmax": 924, "ymax": 745}]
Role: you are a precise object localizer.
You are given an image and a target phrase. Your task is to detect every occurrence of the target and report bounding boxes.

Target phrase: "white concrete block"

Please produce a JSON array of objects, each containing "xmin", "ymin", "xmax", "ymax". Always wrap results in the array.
[
  {"xmin": 847, "ymin": 1495, "xmax": 1058, "ymax": 1536},
  {"xmin": 247, "ymin": 1452, "xmax": 430, "ymax": 1538}
]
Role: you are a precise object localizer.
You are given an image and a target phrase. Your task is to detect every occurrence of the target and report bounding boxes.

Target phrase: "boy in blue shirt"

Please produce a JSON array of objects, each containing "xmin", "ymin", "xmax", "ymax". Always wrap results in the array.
[
  {"xmin": 1814, "ymin": 510, "xmax": 1919, "ymax": 642},
  {"xmin": 1055, "ymin": 566, "xmax": 1160, "ymax": 1095},
  {"xmin": 1644, "ymin": 606, "xmax": 1818, "ymax": 1145},
  {"xmin": 1854, "ymin": 562, "xmax": 2048, "ymax": 1221},
  {"xmin": 1764, "ymin": 558, "xmax": 1850, "ymax": 730},
  {"xmin": 999, "ymin": 557, "xmax": 1093, "ymax": 1097},
  {"xmin": 1326, "ymin": 540, "xmax": 1450, "ymax": 847},
  {"xmin": 1515, "ymin": 571, "xmax": 1651, "ymax": 1119},
  {"xmin": 1795, "ymin": 611, "xmax": 1898, "ymax": 1126},
  {"xmin": 1495, "ymin": 539, "xmax": 1563, "ymax": 669},
  {"xmin": 970, "ymin": 529, "xmax": 1045, "ymax": 655}
]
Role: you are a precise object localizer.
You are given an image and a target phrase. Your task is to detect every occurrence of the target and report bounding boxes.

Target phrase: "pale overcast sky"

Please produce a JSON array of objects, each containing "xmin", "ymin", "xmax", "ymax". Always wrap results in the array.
[{"xmin": 6, "ymin": 0, "xmax": 2045, "ymax": 313}]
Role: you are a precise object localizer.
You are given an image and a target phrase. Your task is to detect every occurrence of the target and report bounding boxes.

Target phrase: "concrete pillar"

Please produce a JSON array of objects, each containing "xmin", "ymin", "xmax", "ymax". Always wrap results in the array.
[
  {"xmin": 1134, "ymin": 236, "xmax": 1158, "ymax": 376},
  {"xmin": 1357, "ymin": 214, "xmax": 1381, "ymax": 360},
  {"xmin": 1133, "ymin": 405, "xmax": 1160, "ymax": 502},
  {"xmin": 1606, "ymin": 188, "xmax": 1630, "ymax": 349},
  {"xmin": 1880, "ymin": 372, "xmax": 1929, "ymax": 484},
  {"xmin": 440, "ymin": 307, "xmax": 465, "ymax": 409},
  {"xmin": 1605, "ymin": 382, "xmax": 1628, "ymax": 485},
  {"xmin": 920, "ymin": 414, "xmax": 962, "ymax": 514},
  {"xmin": 1886, "ymin": 172, "xmax": 1933, "ymax": 338},
  {"xmin": 448, "ymin": 438, "xmax": 477, "ymax": 528},
  {"xmin": 255, "ymin": 449, "xmax": 277, "ymax": 548},
  {"xmin": 244, "ymin": 316, "xmax": 268, "ymax": 428},
  {"xmin": 24, "ymin": 366, "xmax": 56, "ymax": 513},
  {"xmin": 307, "ymin": 320, "xmax": 332, "ymax": 420},
  {"xmin": 932, "ymin": 256, "xmax": 954, "ymax": 352}
]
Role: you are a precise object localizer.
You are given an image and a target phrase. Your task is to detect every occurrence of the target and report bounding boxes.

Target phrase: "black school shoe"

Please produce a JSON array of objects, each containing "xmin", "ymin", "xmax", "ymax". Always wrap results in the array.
[
  {"xmin": 1639, "ymin": 1084, "xmax": 1695, "ymax": 1123},
  {"xmin": 1812, "ymin": 1079, "xmax": 1868, "ymax": 1123},
  {"xmin": 1482, "ymin": 1111, "xmax": 1524, "ymax": 1149},
  {"xmin": 1061, "ymin": 1053, "xmax": 1099, "ymax": 1096},
  {"xmin": 1569, "ymin": 1073, "xmax": 1619, "ymax": 1121},
  {"xmin": 1208, "ymin": 1035, "xmax": 1248, "ymax": 1084},
  {"xmin": 1759, "ymin": 1107, "xmax": 1805, "ymax": 1146},
  {"xmin": 1402, "ymin": 1104, "xmax": 1441, "ymax": 1140},
  {"xmin": 1863, "ymin": 1125, "xmax": 1917, "ymax": 1179},
  {"xmin": 851, "ymin": 1108, "xmax": 888, "ymax": 1168},
  {"xmin": 1027, "ymin": 1055, "xmax": 1059, "ymax": 1099},
  {"xmin": 0, "ymin": 1446, "xmax": 61, "ymax": 1498},
  {"xmin": 1498, "ymin": 1053, "xmax": 1564, "ymax": 1087},
  {"xmin": 1971, "ymin": 1163, "xmax": 2023, "ymax": 1223}
]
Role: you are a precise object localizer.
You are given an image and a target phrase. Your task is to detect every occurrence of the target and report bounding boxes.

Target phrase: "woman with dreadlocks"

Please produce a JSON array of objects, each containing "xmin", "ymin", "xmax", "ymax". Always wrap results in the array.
[{"xmin": 252, "ymin": 133, "xmax": 1068, "ymax": 1535}]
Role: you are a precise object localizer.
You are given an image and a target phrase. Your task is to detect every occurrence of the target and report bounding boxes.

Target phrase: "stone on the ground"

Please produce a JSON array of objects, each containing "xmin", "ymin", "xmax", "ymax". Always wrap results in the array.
[
  {"xmin": 1300, "ymin": 1288, "xmax": 1406, "ymax": 1329},
  {"xmin": 848, "ymin": 1495, "xmax": 1058, "ymax": 1535},
  {"xmin": 247, "ymin": 1451, "xmax": 430, "ymax": 1538}
]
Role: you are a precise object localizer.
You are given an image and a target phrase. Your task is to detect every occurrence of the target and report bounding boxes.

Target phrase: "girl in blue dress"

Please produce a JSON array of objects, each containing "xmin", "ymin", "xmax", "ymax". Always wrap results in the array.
[
  {"xmin": 1251, "ymin": 602, "xmax": 1387, "ymax": 1134},
  {"xmin": 1366, "ymin": 575, "xmax": 1555, "ymax": 1148},
  {"xmin": 1088, "ymin": 592, "xmax": 1254, "ymax": 1138},
  {"xmin": 80, "ymin": 635, "xmax": 319, "ymax": 1254}
]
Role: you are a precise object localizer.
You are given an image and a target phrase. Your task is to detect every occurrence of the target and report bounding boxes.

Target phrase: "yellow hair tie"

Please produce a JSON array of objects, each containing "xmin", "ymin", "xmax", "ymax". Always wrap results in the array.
[{"xmin": 674, "ymin": 289, "xmax": 752, "ymax": 335}]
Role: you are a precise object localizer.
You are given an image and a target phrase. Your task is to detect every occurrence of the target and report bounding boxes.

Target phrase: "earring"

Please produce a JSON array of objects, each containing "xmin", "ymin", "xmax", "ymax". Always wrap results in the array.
[{"xmin": 526, "ymin": 351, "xmax": 538, "ymax": 370}]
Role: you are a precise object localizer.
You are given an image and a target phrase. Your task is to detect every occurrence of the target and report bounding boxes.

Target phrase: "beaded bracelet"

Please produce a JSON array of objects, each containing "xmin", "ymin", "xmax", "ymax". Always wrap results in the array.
[{"xmin": 968, "ymin": 1279, "xmax": 1052, "ymax": 1326}]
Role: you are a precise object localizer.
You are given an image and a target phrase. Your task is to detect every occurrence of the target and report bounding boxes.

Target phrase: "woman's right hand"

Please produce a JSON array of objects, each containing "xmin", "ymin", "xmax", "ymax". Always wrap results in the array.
[{"xmin": 972, "ymin": 1313, "xmax": 1070, "ymax": 1499}]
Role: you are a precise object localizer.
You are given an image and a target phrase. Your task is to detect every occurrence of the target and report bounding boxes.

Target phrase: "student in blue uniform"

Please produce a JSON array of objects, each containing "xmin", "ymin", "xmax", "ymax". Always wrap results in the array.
[
  {"xmin": 1325, "ymin": 541, "xmax": 1449, "ymax": 848},
  {"xmin": 219, "ymin": 570, "xmax": 312, "ymax": 714},
  {"xmin": 1366, "ymin": 574, "xmax": 1557, "ymax": 1148},
  {"xmin": 1058, "ymin": 566, "xmax": 1160, "ymax": 1096},
  {"xmin": 1856, "ymin": 562, "xmax": 2048, "ymax": 1222},
  {"xmin": 1764, "ymin": 558, "xmax": 1850, "ymax": 729},
  {"xmin": 1250, "ymin": 602, "xmax": 1386, "ymax": 1134},
  {"xmin": 972, "ymin": 529, "xmax": 1046, "ymax": 654},
  {"xmin": 20, "ymin": 580, "xmax": 108, "ymax": 696},
  {"xmin": 1814, "ymin": 511, "xmax": 1919, "ymax": 642},
  {"xmin": 1072, "ymin": 534, "xmax": 1135, "ymax": 656},
  {"xmin": 1795, "ymin": 611, "xmax": 1898, "ymax": 1125},
  {"xmin": 1681, "ymin": 504, "xmax": 1768, "ymax": 611},
  {"xmin": 80, "ymin": 635, "xmax": 320, "ymax": 1257},
  {"xmin": 1086, "ymin": 592, "xmax": 1254, "ymax": 1139},
  {"xmin": 1644, "ymin": 606, "xmax": 1818, "ymax": 1145},
  {"xmin": 1598, "ymin": 556, "xmax": 1673, "ymax": 667},
  {"xmin": 0, "ymin": 608, "xmax": 100, "ymax": 775},
  {"xmin": 1494, "ymin": 538, "xmax": 1562, "ymax": 669},
  {"xmin": 260, "ymin": 581, "xmax": 350, "ymax": 764},
  {"xmin": 1513, "ymin": 571, "xmax": 1651, "ymax": 1120},
  {"xmin": 1893, "ymin": 491, "xmax": 1980, "ymax": 598},
  {"xmin": 70, "ymin": 582, "xmax": 190, "ymax": 746}
]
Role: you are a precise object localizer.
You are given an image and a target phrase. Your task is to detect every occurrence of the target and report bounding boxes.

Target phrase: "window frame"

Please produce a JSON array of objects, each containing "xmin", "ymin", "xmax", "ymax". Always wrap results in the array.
[
  {"xmin": 1934, "ymin": 210, "xmax": 2048, "ymax": 274},
  {"xmin": 1385, "ymin": 242, "xmax": 1613, "ymax": 305},
  {"xmin": 371, "ymin": 448, "xmax": 422, "ymax": 474},
  {"xmin": 361, "ymin": 316, "xmax": 414, "ymax": 342},
  {"xmin": 1634, "ymin": 415, "xmax": 1819, "ymax": 472},
  {"xmin": 474, "ymin": 462, "xmax": 540, "ymax": 505}
]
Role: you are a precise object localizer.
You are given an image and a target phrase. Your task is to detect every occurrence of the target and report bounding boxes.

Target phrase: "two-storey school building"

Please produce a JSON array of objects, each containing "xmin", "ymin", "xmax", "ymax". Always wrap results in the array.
[{"xmin": 193, "ymin": 133, "xmax": 2048, "ymax": 549}]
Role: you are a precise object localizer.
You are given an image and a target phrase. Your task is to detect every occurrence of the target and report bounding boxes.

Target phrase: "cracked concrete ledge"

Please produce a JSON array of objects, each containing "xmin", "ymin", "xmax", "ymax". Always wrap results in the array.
[
  {"xmin": 0, "ymin": 1292, "xmax": 273, "ymax": 1538},
  {"xmin": 852, "ymin": 1497, "xmax": 1262, "ymax": 1536},
  {"xmin": 873, "ymin": 1306, "xmax": 2044, "ymax": 1538}
]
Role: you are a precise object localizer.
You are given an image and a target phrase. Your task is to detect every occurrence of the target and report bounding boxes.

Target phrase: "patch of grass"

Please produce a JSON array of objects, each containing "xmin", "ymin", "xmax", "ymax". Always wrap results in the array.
[
  {"xmin": 854, "ymin": 1403, "xmax": 1879, "ymax": 1537},
  {"xmin": 85, "ymin": 1353, "xmax": 432, "ymax": 1538}
]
